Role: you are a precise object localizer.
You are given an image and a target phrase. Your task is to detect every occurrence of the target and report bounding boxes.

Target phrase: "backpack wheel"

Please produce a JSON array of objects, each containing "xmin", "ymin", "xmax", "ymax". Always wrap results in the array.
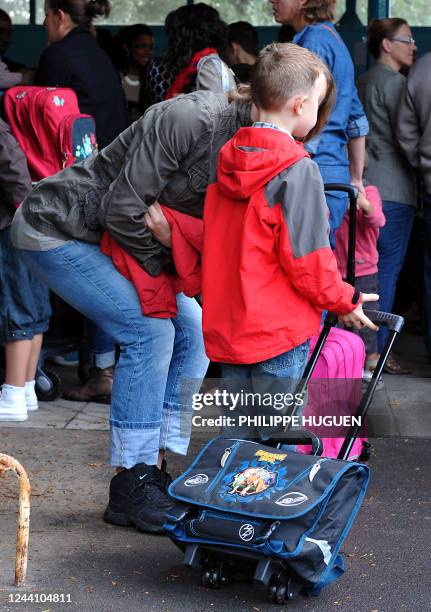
[
  {"xmin": 275, "ymin": 584, "xmax": 287, "ymax": 604},
  {"xmin": 35, "ymin": 368, "xmax": 62, "ymax": 401},
  {"xmin": 286, "ymin": 577, "xmax": 302, "ymax": 600},
  {"xmin": 201, "ymin": 569, "xmax": 212, "ymax": 587}
]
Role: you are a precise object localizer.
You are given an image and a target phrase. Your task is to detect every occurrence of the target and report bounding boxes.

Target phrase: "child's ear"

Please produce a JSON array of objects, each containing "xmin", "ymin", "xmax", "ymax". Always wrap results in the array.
[{"xmin": 293, "ymin": 95, "xmax": 308, "ymax": 116}]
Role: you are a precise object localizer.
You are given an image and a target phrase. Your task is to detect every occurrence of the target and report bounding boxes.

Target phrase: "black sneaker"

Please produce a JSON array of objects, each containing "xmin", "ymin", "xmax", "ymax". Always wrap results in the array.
[{"xmin": 103, "ymin": 462, "xmax": 174, "ymax": 533}]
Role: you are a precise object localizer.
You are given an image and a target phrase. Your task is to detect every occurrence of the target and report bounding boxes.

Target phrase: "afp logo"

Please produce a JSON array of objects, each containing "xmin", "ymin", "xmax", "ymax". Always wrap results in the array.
[
  {"xmin": 184, "ymin": 473, "xmax": 209, "ymax": 487},
  {"xmin": 275, "ymin": 492, "xmax": 308, "ymax": 507},
  {"xmin": 238, "ymin": 523, "xmax": 255, "ymax": 542}
]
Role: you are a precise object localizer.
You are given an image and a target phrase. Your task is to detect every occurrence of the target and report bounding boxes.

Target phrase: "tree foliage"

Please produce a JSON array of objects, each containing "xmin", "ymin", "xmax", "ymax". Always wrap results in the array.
[{"xmin": 2, "ymin": 0, "xmax": 430, "ymax": 27}]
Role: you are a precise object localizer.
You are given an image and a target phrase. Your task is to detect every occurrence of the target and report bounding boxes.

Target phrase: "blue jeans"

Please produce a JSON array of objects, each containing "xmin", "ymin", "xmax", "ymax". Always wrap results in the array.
[
  {"xmin": 319, "ymin": 164, "xmax": 350, "ymax": 250},
  {"xmin": 20, "ymin": 241, "xmax": 209, "ymax": 467},
  {"xmin": 86, "ymin": 320, "xmax": 116, "ymax": 369},
  {"xmin": 220, "ymin": 341, "xmax": 309, "ymax": 444},
  {"xmin": 377, "ymin": 201, "xmax": 415, "ymax": 352}
]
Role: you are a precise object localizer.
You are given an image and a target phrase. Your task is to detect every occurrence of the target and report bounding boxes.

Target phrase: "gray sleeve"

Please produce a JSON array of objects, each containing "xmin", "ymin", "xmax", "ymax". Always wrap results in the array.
[
  {"xmin": 384, "ymin": 72, "xmax": 406, "ymax": 136},
  {"xmin": 0, "ymin": 120, "xmax": 31, "ymax": 209},
  {"xmin": 196, "ymin": 57, "xmax": 236, "ymax": 94},
  {"xmin": 397, "ymin": 79, "xmax": 421, "ymax": 171},
  {"xmin": 100, "ymin": 97, "xmax": 211, "ymax": 272},
  {"xmin": 265, "ymin": 157, "xmax": 330, "ymax": 258}
]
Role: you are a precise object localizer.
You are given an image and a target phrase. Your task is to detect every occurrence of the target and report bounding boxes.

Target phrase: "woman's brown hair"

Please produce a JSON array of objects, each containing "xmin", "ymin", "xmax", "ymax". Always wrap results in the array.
[
  {"xmin": 300, "ymin": 0, "xmax": 335, "ymax": 24},
  {"xmin": 47, "ymin": 0, "xmax": 110, "ymax": 28},
  {"xmin": 367, "ymin": 18, "xmax": 408, "ymax": 59}
]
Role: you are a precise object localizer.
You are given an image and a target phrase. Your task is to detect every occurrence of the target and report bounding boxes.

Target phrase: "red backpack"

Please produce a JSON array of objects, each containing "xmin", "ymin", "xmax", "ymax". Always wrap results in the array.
[{"xmin": 3, "ymin": 86, "xmax": 98, "ymax": 181}]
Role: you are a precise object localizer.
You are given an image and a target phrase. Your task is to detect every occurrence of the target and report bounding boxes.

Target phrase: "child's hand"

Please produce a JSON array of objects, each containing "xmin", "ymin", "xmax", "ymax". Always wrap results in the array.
[
  {"xmin": 357, "ymin": 191, "xmax": 373, "ymax": 214},
  {"xmin": 338, "ymin": 293, "xmax": 379, "ymax": 331},
  {"xmin": 145, "ymin": 202, "xmax": 172, "ymax": 248}
]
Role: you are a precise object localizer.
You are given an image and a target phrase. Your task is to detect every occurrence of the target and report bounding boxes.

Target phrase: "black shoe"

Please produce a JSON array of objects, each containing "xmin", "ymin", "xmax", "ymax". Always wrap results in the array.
[{"xmin": 103, "ymin": 462, "xmax": 174, "ymax": 533}]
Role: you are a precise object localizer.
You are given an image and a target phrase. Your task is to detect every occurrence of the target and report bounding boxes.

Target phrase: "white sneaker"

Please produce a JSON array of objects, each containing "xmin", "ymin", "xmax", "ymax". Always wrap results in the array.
[
  {"xmin": 362, "ymin": 368, "xmax": 384, "ymax": 391},
  {"xmin": 25, "ymin": 381, "xmax": 39, "ymax": 412},
  {"xmin": 0, "ymin": 386, "xmax": 28, "ymax": 421}
]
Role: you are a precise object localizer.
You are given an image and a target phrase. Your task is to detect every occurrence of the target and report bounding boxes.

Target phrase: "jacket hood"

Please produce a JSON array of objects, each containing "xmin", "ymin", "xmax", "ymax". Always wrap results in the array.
[{"xmin": 216, "ymin": 127, "xmax": 308, "ymax": 199}]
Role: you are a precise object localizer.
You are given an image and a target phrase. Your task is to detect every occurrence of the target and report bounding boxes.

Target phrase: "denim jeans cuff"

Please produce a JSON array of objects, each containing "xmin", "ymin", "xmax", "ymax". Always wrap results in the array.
[
  {"xmin": 110, "ymin": 426, "xmax": 160, "ymax": 468},
  {"xmin": 90, "ymin": 350, "xmax": 116, "ymax": 369}
]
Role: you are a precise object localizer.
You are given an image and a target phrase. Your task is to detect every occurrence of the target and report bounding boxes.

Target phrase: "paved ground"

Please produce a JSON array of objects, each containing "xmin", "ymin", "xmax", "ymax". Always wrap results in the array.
[{"xmin": 0, "ymin": 323, "xmax": 430, "ymax": 612}]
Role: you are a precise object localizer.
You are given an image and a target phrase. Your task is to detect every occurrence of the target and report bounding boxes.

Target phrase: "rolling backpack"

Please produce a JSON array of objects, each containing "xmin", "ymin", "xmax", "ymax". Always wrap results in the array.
[
  {"xmin": 166, "ymin": 307, "xmax": 404, "ymax": 604},
  {"xmin": 3, "ymin": 85, "xmax": 97, "ymax": 181},
  {"xmin": 300, "ymin": 185, "xmax": 369, "ymax": 461}
]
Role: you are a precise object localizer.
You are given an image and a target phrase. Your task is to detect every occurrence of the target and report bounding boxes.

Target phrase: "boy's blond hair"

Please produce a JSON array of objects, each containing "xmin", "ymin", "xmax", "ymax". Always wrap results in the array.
[{"xmin": 251, "ymin": 43, "xmax": 335, "ymax": 140}]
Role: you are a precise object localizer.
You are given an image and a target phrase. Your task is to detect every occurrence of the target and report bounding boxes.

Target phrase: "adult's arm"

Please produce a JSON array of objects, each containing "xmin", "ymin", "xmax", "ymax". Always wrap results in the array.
[
  {"xmin": 100, "ymin": 95, "xmax": 210, "ymax": 275},
  {"xmin": 347, "ymin": 136, "xmax": 366, "ymax": 192},
  {"xmin": 397, "ymin": 81, "xmax": 421, "ymax": 171},
  {"xmin": 347, "ymin": 87, "xmax": 368, "ymax": 191},
  {"xmin": 0, "ymin": 119, "xmax": 32, "ymax": 210}
]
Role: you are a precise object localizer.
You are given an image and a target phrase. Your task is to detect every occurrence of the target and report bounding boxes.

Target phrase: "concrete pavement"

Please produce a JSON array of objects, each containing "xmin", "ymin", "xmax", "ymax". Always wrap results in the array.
[{"xmin": 0, "ymin": 325, "xmax": 430, "ymax": 611}]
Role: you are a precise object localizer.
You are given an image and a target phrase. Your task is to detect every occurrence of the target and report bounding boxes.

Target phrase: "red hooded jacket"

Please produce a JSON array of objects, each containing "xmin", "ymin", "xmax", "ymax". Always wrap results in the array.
[
  {"xmin": 202, "ymin": 127, "xmax": 359, "ymax": 364},
  {"xmin": 101, "ymin": 206, "xmax": 202, "ymax": 318}
]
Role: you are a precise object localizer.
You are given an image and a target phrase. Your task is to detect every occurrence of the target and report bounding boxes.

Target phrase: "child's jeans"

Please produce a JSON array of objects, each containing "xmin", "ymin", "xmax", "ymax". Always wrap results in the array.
[
  {"xmin": 0, "ymin": 226, "xmax": 51, "ymax": 344},
  {"xmin": 219, "ymin": 341, "xmax": 309, "ymax": 443}
]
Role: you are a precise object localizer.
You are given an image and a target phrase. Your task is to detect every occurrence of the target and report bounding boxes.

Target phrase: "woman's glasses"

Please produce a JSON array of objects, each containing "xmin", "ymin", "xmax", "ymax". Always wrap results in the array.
[{"xmin": 389, "ymin": 36, "xmax": 416, "ymax": 46}]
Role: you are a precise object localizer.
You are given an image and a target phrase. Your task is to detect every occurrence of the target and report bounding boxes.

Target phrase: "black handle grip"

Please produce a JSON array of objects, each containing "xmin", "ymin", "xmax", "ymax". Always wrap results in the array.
[
  {"xmin": 324, "ymin": 183, "xmax": 359, "ymax": 199},
  {"xmin": 365, "ymin": 310, "xmax": 404, "ymax": 333},
  {"xmin": 262, "ymin": 430, "xmax": 323, "ymax": 456},
  {"xmin": 324, "ymin": 183, "xmax": 358, "ymax": 285}
]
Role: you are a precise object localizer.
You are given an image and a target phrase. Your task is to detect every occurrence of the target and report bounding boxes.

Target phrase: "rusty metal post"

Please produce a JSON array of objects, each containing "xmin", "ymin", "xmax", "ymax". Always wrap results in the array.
[{"xmin": 0, "ymin": 453, "xmax": 31, "ymax": 587}]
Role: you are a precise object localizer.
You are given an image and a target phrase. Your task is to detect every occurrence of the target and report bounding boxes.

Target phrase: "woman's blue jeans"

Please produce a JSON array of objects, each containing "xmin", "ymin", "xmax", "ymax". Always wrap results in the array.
[
  {"xmin": 20, "ymin": 241, "xmax": 209, "ymax": 468},
  {"xmin": 377, "ymin": 201, "xmax": 415, "ymax": 353}
]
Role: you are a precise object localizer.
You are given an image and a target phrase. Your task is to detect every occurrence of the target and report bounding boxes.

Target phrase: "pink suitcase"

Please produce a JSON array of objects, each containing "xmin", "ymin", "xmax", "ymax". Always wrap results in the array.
[{"xmin": 298, "ymin": 327, "xmax": 367, "ymax": 460}]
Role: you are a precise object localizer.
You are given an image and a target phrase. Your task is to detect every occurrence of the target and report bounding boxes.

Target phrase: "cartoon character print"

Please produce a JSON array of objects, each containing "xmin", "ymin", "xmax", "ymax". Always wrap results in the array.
[
  {"xmin": 220, "ymin": 458, "xmax": 288, "ymax": 505},
  {"xmin": 228, "ymin": 466, "xmax": 277, "ymax": 496},
  {"xmin": 74, "ymin": 133, "xmax": 97, "ymax": 161}
]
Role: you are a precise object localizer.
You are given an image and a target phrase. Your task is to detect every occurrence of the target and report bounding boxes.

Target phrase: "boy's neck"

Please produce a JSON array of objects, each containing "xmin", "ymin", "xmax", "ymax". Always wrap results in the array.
[{"xmin": 254, "ymin": 108, "xmax": 294, "ymax": 137}]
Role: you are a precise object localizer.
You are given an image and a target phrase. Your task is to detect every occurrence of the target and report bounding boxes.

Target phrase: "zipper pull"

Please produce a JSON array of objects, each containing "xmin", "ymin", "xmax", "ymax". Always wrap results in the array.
[{"xmin": 220, "ymin": 447, "xmax": 232, "ymax": 467}]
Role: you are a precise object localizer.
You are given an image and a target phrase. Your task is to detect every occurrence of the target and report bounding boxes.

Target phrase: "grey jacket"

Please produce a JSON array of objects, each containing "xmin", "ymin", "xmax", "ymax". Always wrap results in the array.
[
  {"xmin": 397, "ymin": 52, "xmax": 431, "ymax": 193},
  {"xmin": 21, "ymin": 90, "xmax": 251, "ymax": 275},
  {"xmin": 357, "ymin": 62, "xmax": 416, "ymax": 206},
  {"xmin": 0, "ymin": 118, "xmax": 32, "ymax": 230}
]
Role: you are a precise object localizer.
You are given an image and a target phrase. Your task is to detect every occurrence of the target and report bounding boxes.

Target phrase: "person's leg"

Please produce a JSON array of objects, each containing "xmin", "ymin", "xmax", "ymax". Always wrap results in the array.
[
  {"xmin": 21, "ymin": 241, "xmax": 179, "ymax": 531},
  {"xmin": 63, "ymin": 319, "xmax": 116, "ymax": 403},
  {"xmin": 0, "ymin": 228, "xmax": 50, "ymax": 420},
  {"xmin": 377, "ymin": 201, "xmax": 415, "ymax": 353},
  {"xmin": 86, "ymin": 320, "xmax": 116, "ymax": 369},
  {"xmin": 158, "ymin": 293, "xmax": 209, "ymax": 456},
  {"xmin": 253, "ymin": 341, "xmax": 310, "ymax": 445},
  {"xmin": 21, "ymin": 241, "xmax": 175, "ymax": 466},
  {"xmin": 5, "ymin": 340, "xmax": 32, "ymax": 387}
]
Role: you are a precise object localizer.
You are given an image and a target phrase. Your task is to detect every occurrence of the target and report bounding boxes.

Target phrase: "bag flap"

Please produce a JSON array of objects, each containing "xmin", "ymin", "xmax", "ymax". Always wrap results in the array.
[{"xmin": 168, "ymin": 438, "xmax": 368, "ymax": 520}]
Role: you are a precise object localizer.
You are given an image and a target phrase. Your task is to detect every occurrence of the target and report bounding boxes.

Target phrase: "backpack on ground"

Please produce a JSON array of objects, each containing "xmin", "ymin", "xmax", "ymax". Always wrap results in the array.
[{"xmin": 3, "ymin": 85, "xmax": 97, "ymax": 181}]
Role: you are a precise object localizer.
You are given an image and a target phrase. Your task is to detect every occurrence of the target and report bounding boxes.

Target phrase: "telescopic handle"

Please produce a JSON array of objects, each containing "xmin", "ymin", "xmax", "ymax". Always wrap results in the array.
[{"xmin": 365, "ymin": 310, "xmax": 404, "ymax": 333}]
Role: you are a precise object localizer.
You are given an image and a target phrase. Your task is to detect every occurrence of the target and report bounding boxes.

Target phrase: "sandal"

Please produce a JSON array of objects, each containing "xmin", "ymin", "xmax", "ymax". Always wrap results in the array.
[{"xmin": 383, "ymin": 353, "xmax": 412, "ymax": 375}]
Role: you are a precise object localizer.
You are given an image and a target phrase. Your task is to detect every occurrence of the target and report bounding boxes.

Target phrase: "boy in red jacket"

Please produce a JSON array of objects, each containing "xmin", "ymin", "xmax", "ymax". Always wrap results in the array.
[{"xmin": 202, "ymin": 43, "xmax": 378, "ymax": 428}]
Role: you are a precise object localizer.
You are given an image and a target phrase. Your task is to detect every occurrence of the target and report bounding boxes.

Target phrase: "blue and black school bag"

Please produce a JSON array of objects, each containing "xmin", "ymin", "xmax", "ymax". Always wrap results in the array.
[{"xmin": 165, "ymin": 437, "xmax": 370, "ymax": 596}]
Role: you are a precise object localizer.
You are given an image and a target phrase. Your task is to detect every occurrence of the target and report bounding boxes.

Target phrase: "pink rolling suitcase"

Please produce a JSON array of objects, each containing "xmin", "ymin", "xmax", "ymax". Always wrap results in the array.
[
  {"xmin": 298, "ymin": 327, "xmax": 367, "ymax": 459},
  {"xmin": 298, "ymin": 184, "xmax": 369, "ymax": 460}
]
